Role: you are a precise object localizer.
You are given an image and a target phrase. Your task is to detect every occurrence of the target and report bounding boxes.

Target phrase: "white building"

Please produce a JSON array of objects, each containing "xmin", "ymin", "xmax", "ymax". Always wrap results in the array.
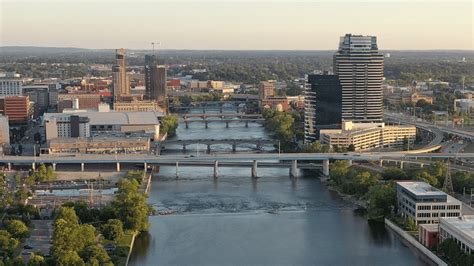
[
  {"xmin": 320, "ymin": 121, "xmax": 416, "ymax": 151},
  {"xmin": 396, "ymin": 181, "xmax": 462, "ymax": 225},
  {"xmin": 454, "ymin": 98, "xmax": 474, "ymax": 114},
  {"xmin": 439, "ymin": 215, "xmax": 474, "ymax": 254},
  {"xmin": 43, "ymin": 111, "xmax": 163, "ymax": 141},
  {"xmin": 0, "ymin": 79, "xmax": 22, "ymax": 97}
]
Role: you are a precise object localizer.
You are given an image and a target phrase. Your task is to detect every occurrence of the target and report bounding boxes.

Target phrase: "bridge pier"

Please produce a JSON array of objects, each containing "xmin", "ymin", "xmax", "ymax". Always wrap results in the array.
[
  {"xmin": 205, "ymin": 121, "xmax": 208, "ymax": 129},
  {"xmin": 226, "ymin": 121, "xmax": 229, "ymax": 128},
  {"xmin": 400, "ymin": 161, "xmax": 404, "ymax": 169},
  {"xmin": 322, "ymin": 160, "xmax": 330, "ymax": 176},
  {"xmin": 213, "ymin": 161, "xmax": 218, "ymax": 178},
  {"xmin": 251, "ymin": 160, "xmax": 258, "ymax": 178},
  {"xmin": 245, "ymin": 121, "xmax": 249, "ymax": 128},
  {"xmin": 52, "ymin": 163, "xmax": 56, "ymax": 171},
  {"xmin": 347, "ymin": 160, "xmax": 353, "ymax": 166},
  {"xmin": 116, "ymin": 162, "xmax": 120, "ymax": 172},
  {"xmin": 232, "ymin": 143, "xmax": 236, "ymax": 152},
  {"xmin": 379, "ymin": 160, "xmax": 383, "ymax": 167},
  {"xmin": 81, "ymin": 163, "xmax": 85, "ymax": 172},
  {"xmin": 176, "ymin": 162, "xmax": 179, "ymax": 179},
  {"xmin": 182, "ymin": 144, "xmax": 187, "ymax": 151},
  {"xmin": 219, "ymin": 107, "xmax": 223, "ymax": 113},
  {"xmin": 290, "ymin": 160, "xmax": 298, "ymax": 178},
  {"xmin": 420, "ymin": 163, "xmax": 424, "ymax": 168},
  {"xmin": 144, "ymin": 162, "xmax": 147, "ymax": 170},
  {"xmin": 185, "ymin": 122, "xmax": 189, "ymax": 129},
  {"xmin": 207, "ymin": 144, "xmax": 211, "ymax": 153},
  {"xmin": 31, "ymin": 162, "xmax": 36, "ymax": 171},
  {"xmin": 7, "ymin": 163, "xmax": 11, "ymax": 171}
]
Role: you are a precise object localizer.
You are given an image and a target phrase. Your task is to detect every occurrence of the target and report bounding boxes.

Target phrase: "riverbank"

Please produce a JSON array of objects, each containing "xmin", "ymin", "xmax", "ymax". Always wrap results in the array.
[
  {"xmin": 385, "ymin": 218, "xmax": 446, "ymax": 266},
  {"xmin": 325, "ymin": 181, "xmax": 368, "ymax": 208}
]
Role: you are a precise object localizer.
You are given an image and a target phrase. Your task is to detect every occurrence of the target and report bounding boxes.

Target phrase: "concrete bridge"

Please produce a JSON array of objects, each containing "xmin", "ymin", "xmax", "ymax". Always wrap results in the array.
[
  {"xmin": 182, "ymin": 113, "xmax": 263, "ymax": 119},
  {"xmin": 1, "ymin": 152, "xmax": 473, "ymax": 179},
  {"xmin": 183, "ymin": 118, "xmax": 265, "ymax": 128},
  {"xmin": 162, "ymin": 138, "xmax": 278, "ymax": 152}
]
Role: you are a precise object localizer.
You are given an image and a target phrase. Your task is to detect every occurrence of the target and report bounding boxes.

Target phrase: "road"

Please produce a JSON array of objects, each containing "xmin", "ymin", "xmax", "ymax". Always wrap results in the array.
[
  {"xmin": 2, "ymin": 152, "xmax": 474, "ymax": 165},
  {"xmin": 384, "ymin": 112, "xmax": 474, "ymax": 139}
]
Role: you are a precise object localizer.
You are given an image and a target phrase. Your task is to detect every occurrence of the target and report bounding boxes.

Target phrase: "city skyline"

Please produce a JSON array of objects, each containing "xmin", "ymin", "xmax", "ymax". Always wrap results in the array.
[{"xmin": 1, "ymin": 0, "xmax": 472, "ymax": 50}]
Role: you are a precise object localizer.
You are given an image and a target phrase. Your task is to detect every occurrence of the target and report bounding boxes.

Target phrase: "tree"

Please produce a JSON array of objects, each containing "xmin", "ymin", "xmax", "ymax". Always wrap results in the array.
[
  {"xmin": 101, "ymin": 219, "xmax": 124, "ymax": 242},
  {"xmin": 5, "ymin": 219, "xmax": 29, "ymax": 239},
  {"xmin": 28, "ymin": 253, "xmax": 45, "ymax": 266},
  {"xmin": 112, "ymin": 179, "xmax": 149, "ymax": 232},
  {"xmin": 56, "ymin": 207, "xmax": 79, "ymax": 224},
  {"xmin": 382, "ymin": 167, "xmax": 408, "ymax": 180},
  {"xmin": 405, "ymin": 217, "xmax": 418, "ymax": 231},
  {"xmin": 452, "ymin": 171, "xmax": 474, "ymax": 193},
  {"xmin": 161, "ymin": 115, "xmax": 179, "ymax": 136},
  {"xmin": 367, "ymin": 183, "xmax": 396, "ymax": 221},
  {"xmin": 55, "ymin": 250, "xmax": 85, "ymax": 266},
  {"xmin": 329, "ymin": 160, "xmax": 350, "ymax": 185},
  {"xmin": 80, "ymin": 245, "xmax": 112, "ymax": 266},
  {"xmin": 0, "ymin": 230, "xmax": 19, "ymax": 257},
  {"xmin": 347, "ymin": 144, "xmax": 356, "ymax": 152}
]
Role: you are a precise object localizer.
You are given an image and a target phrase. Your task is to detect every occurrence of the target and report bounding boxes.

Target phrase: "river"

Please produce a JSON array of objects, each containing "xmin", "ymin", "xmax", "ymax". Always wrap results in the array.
[{"xmin": 129, "ymin": 109, "xmax": 430, "ymax": 266}]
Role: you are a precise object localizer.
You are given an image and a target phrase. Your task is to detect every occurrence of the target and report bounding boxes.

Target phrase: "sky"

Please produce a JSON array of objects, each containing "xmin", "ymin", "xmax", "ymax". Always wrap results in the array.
[{"xmin": 0, "ymin": 0, "xmax": 472, "ymax": 50}]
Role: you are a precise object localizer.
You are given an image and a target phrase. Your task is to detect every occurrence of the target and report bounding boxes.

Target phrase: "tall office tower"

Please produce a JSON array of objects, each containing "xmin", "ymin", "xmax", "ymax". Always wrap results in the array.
[
  {"xmin": 259, "ymin": 81, "xmax": 275, "ymax": 101},
  {"xmin": 112, "ymin": 48, "xmax": 129, "ymax": 101},
  {"xmin": 333, "ymin": 34, "xmax": 384, "ymax": 123},
  {"xmin": 144, "ymin": 55, "xmax": 167, "ymax": 105},
  {"xmin": 304, "ymin": 73, "xmax": 342, "ymax": 143}
]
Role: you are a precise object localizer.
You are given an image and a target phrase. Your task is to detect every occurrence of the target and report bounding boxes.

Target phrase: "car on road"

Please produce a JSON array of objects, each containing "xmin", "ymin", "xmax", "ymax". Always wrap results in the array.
[{"xmin": 24, "ymin": 244, "xmax": 33, "ymax": 249}]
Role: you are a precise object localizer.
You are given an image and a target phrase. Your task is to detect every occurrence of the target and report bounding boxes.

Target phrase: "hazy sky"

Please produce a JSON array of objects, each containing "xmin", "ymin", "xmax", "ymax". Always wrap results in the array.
[{"xmin": 0, "ymin": 0, "xmax": 472, "ymax": 50}]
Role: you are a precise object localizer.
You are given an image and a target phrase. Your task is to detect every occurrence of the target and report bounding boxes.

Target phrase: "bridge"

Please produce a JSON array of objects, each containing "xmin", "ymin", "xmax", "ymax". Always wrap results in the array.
[
  {"xmin": 161, "ymin": 138, "xmax": 278, "ymax": 152},
  {"xmin": 182, "ymin": 118, "xmax": 265, "ymax": 128},
  {"xmin": 1, "ymin": 152, "xmax": 473, "ymax": 178},
  {"xmin": 182, "ymin": 113, "xmax": 263, "ymax": 119}
]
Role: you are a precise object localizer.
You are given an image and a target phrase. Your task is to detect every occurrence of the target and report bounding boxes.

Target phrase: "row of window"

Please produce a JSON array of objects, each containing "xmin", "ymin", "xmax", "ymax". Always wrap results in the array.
[{"xmin": 418, "ymin": 212, "xmax": 461, "ymax": 218}]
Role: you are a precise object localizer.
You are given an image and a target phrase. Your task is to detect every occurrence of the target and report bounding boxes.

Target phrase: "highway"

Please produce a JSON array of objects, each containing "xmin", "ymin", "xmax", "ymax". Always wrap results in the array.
[{"xmin": 385, "ymin": 112, "xmax": 474, "ymax": 139}]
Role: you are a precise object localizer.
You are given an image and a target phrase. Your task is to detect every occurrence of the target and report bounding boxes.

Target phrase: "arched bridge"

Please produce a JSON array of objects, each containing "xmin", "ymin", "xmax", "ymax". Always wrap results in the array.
[{"xmin": 162, "ymin": 138, "xmax": 278, "ymax": 152}]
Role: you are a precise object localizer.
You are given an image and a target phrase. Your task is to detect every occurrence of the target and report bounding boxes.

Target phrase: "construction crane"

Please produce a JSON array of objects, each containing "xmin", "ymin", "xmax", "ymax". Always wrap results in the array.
[
  {"xmin": 442, "ymin": 161, "xmax": 454, "ymax": 195},
  {"xmin": 151, "ymin": 42, "xmax": 161, "ymax": 56}
]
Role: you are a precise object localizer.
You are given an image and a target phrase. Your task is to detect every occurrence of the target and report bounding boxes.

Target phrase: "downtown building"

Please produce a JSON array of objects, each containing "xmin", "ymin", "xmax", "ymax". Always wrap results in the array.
[
  {"xmin": 304, "ymin": 34, "xmax": 415, "ymax": 151},
  {"xmin": 334, "ymin": 34, "xmax": 384, "ymax": 123},
  {"xmin": 112, "ymin": 48, "xmax": 130, "ymax": 101},
  {"xmin": 144, "ymin": 55, "xmax": 167, "ymax": 107},
  {"xmin": 304, "ymin": 73, "xmax": 342, "ymax": 142}
]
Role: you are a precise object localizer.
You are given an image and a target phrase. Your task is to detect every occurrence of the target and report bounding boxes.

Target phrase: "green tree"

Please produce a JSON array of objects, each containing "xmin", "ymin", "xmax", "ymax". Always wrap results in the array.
[
  {"xmin": 382, "ymin": 167, "xmax": 408, "ymax": 180},
  {"xmin": 5, "ymin": 219, "xmax": 29, "ymax": 239},
  {"xmin": 101, "ymin": 219, "xmax": 124, "ymax": 242},
  {"xmin": 55, "ymin": 250, "xmax": 85, "ymax": 266},
  {"xmin": 161, "ymin": 115, "xmax": 179, "ymax": 136},
  {"xmin": 80, "ymin": 245, "xmax": 112, "ymax": 266},
  {"xmin": 28, "ymin": 253, "xmax": 45, "ymax": 266},
  {"xmin": 367, "ymin": 183, "xmax": 396, "ymax": 221},
  {"xmin": 405, "ymin": 217, "xmax": 418, "ymax": 231},
  {"xmin": 452, "ymin": 171, "xmax": 474, "ymax": 193},
  {"xmin": 329, "ymin": 160, "xmax": 350, "ymax": 185},
  {"xmin": 0, "ymin": 230, "xmax": 19, "ymax": 257},
  {"xmin": 112, "ymin": 179, "xmax": 149, "ymax": 232},
  {"xmin": 56, "ymin": 206, "xmax": 79, "ymax": 224}
]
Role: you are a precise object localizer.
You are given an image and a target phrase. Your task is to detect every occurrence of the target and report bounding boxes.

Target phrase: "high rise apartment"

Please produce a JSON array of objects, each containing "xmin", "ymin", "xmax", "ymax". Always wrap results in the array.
[{"xmin": 333, "ymin": 34, "xmax": 384, "ymax": 123}]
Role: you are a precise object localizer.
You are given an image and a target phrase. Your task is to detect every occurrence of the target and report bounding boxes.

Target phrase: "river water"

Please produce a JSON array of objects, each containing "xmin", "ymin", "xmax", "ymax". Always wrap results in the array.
[{"xmin": 129, "ymin": 110, "xmax": 430, "ymax": 266}]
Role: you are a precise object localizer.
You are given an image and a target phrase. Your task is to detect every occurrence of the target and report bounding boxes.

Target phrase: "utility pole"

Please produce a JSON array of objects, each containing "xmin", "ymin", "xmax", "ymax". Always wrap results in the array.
[{"xmin": 442, "ymin": 161, "xmax": 454, "ymax": 195}]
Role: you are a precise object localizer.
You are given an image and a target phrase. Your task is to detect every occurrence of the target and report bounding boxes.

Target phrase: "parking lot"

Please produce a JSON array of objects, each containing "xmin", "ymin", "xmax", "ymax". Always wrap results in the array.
[{"xmin": 21, "ymin": 220, "xmax": 53, "ymax": 259}]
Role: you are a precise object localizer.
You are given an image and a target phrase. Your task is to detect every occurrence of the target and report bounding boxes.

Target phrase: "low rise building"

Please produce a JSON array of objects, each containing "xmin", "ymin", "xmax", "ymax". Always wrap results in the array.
[
  {"xmin": 45, "ymin": 136, "xmax": 150, "ymax": 154},
  {"xmin": 57, "ymin": 93, "xmax": 101, "ymax": 112},
  {"xmin": 419, "ymin": 224, "xmax": 439, "ymax": 249},
  {"xmin": 320, "ymin": 121, "xmax": 416, "ymax": 151},
  {"xmin": 385, "ymin": 92, "xmax": 434, "ymax": 105},
  {"xmin": 44, "ymin": 111, "xmax": 163, "ymax": 141},
  {"xmin": 439, "ymin": 215, "xmax": 474, "ymax": 254},
  {"xmin": 396, "ymin": 181, "xmax": 462, "ymax": 225},
  {"xmin": 454, "ymin": 98, "xmax": 474, "ymax": 114},
  {"xmin": 261, "ymin": 97, "xmax": 290, "ymax": 112},
  {"xmin": 113, "ymin": 100, "xmax": 163, "ymax": 112}
]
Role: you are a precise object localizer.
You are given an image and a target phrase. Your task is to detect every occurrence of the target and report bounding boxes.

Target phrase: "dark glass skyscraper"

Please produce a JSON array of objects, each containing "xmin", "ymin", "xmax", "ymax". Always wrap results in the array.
[
  {"xmin": 304, "ymin": 73, "xmax": 342, "ymax": 142},
  {"xmin": 333, "ymin": 34, "xmax": 384, "ymax": 123}
]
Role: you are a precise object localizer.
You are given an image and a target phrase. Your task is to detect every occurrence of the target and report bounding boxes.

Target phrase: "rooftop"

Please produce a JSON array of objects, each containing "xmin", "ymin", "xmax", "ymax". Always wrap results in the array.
[
  {"xmin": 44, "ymin": 111, "xmax": 165, "ymax": 125},
  {"xmin": 396, "ymin": 181, "xmax": 459, "ymax": 202},
  {"xmin": 440, "ymin": 215, "xmax": 474, "ymax": 244}
]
